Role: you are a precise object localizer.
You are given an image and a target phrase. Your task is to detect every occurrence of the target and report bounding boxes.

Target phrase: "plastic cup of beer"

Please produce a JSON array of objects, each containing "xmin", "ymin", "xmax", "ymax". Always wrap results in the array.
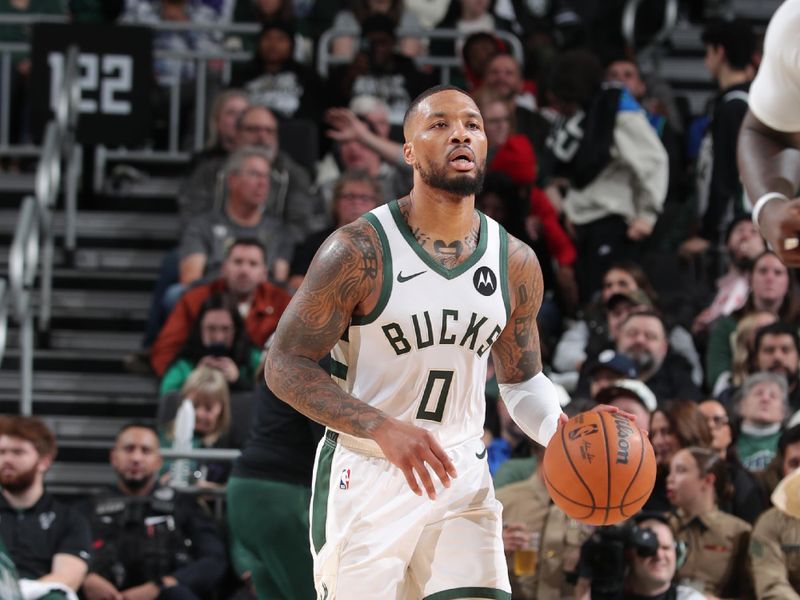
[{"xmin": 513, "ymin": 531, "xmax": 540, "ymax": 577}]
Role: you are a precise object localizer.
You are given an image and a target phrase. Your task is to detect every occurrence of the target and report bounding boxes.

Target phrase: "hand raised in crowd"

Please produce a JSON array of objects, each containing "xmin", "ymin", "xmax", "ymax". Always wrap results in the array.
[
  {"xmin": 82, "ymin": 573, "xmax": 123, "ymax": 600},
  {"xmin": 626, "ymin": 218, "xmax": 654, "ymax": 241},
  {"xmin": 759, "ymin": 197, "xmax": 800, "ymax": 267},
  {"xmin": 372, "ymin": 418, "xmax": 458, "ymax": 500},
  {"xmin": 502, "ymin": 522, "xmax": 532, "ymax": 552},
  {"xmin": 325, "ymin": 107, "xmax": 371, "ymax": 143},
  {"xmin": 198, "ymin": 355, "xmax": 239, "ymax": 383}
]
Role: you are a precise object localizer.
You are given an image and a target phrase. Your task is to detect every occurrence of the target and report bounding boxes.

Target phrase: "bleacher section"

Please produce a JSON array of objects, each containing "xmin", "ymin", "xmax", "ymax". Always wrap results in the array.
[{"xmin": 0, "ymin": 0, "xmax": 785, "ymax": 493}]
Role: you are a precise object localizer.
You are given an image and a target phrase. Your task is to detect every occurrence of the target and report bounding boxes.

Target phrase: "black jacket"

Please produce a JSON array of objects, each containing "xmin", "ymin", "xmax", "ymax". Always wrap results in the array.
[{"xmin": 85, "ymin": 486, "xmax": 227, "ymax": 592}]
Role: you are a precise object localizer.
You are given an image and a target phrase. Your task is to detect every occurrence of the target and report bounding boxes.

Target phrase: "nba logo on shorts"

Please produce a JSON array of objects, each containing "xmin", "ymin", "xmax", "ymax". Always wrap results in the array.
[{"xmin": 339, "ymin": 468, "xmax": 351, "ymax": 490}]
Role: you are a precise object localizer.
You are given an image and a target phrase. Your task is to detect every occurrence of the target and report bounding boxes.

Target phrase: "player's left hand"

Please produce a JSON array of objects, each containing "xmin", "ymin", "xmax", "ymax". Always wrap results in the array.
[{"xmin": 591, "ymin": 404, "xmax": 641, "ymax": 428}]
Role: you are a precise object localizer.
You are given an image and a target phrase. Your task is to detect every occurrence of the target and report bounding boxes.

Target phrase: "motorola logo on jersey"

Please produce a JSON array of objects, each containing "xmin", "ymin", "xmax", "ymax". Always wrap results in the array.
[{"xmin": 473, "ymin": 267, "xmax": 497, "ymax": 296}]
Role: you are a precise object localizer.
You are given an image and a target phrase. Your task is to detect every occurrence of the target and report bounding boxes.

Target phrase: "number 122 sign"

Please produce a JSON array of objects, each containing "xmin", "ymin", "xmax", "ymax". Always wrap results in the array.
[{"xmin": 31, "ymin": 23, "xmax": 153, "ymax": 147}]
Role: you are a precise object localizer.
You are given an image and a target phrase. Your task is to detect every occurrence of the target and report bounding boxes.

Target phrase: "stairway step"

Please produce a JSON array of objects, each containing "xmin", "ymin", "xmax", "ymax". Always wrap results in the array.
[
  {"xmin": 46, "ymin": 288, "xmax": 151, "ymax": 320},
  {"xmin": 41, "ymin": 414, "xmax": 153, "ymax": 439},
  {"xmin": 3, "ymin": 347, "xmax": 129, "ymax": 368},
  {"xmin": 0, "ymin": 209, "xmax": 180, "ymax": 242},
  {"xmin": 0, "ymin": 173, "xmax": 35, "ymax": 194},
  {"xmin": 0, "ymin": 390, "xmax": 155, "ymax": 407},
  {"xmin": 46, "ymin": 462, "xmax": 115, "ymax": 487},
  {"xmin": 0, "ymin": 370, "xmax": 157, "ymax": 395},
  {"xmin": 732, "ymin": 0, "xmax": 784, "ymax": 21},
  {"xmin": 27, "ymin": 329, "xmax": 142, "ymax": 352}
]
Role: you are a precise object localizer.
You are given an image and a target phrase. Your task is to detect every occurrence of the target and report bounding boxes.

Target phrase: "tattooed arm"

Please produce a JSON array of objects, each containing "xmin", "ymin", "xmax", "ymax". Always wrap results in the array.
[
  {"xmin": 492, "ymin": 235, "xmax": 565, "ymax": 446},
  {"xmin": 265, "ymin": 219, "xmax": 456, "ymax": 498},
  {"xmin": 492, "ymin": 235, "xmax": 545, "ymax": 384}
]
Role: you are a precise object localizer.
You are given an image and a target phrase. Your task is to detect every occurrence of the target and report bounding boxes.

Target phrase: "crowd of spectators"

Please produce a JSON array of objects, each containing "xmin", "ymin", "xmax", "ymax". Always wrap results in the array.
[{"xmin": 4, "ymin": 0, "xmax": 800, "ymax": 599}]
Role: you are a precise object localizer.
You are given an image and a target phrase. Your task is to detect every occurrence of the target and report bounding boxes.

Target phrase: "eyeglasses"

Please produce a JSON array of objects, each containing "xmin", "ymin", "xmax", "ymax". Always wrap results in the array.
[
  {"xmin": 239, "ymin": 169, "xmax": 269, "ymax": 181},
  {"xmin": 240, "ymin": 124, "xmax": 277, "ymax": 135},
  {"xmin": 707, "ymin": 415, "xmax": 730, "ymax": 428},
  {"xmin": 338, "ymin": 193, "xmax": 378, "ymax": 203}
]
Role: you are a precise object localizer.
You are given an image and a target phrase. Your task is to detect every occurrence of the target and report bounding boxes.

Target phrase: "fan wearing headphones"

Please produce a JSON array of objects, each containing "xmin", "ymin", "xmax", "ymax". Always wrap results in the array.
[{"xmin": 666, "ymin": 447, "xmax": 753, "ymax": 598}]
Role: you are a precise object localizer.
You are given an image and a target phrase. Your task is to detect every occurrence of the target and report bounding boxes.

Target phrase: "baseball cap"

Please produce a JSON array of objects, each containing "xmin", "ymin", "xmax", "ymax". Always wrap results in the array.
[
  {"xmin": 587, "ymin": 349, "xmax": 638, "ymax": 379},
  {"xmin": 606, "ymin": 289, "xmax": 652, "ymax": 310},
  {"xmin": 595, "ymin": 378, "xmax": 657, "ymax": 413}
]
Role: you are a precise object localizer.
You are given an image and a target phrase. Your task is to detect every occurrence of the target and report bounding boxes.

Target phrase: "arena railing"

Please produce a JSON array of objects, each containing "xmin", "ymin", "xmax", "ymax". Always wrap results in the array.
[
  {"xmin": 316, "ymin": 26, "xmax": 525, "ymax": 81},
  {"xmin": 6, "ymin": 45, "xmax": 79, "ymax": 415},
  {"xmin": 1, "ymin": 17, "xmax": 524, "ymax": 192},
  {"xmin": 621, "ymin": 0, "xmax": 679, "ymax": 60}
]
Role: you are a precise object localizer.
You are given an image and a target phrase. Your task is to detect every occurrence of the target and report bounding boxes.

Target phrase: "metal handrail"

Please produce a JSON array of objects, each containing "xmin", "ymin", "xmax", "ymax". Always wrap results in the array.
[
  {"xmin": 317, "ymin": 26, "xmax": 526, "ymax": 79},
  {"xmin": 3, "ymin": 44, "xmax": 79, "ymax": 415},
  {"xmin": 8, "ymin": 196, "xmax": 39, "ymax": 416},
  {"xmin": 622, "ymin": 0, "xmax": 679, "ymax": 53},
  {"xmin": 0, "ymin": 280, "xmax": 8, "ymax": 369},
  {"xmin": 35, "ymin": 123, "xmax": 61, "ymax": 210},
  {"xmin": 161, "ymin": 448, "xmax": 242, "ymax": 461},
  {"xmin": 8, "ymin": 197, "xmax": 39, "ymax": 320}
]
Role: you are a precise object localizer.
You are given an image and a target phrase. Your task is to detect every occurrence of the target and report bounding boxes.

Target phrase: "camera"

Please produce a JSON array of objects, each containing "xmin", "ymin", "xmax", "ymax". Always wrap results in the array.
[{"xmin": 582, "ymin": 522, "xmax": 659, "ymax": 600}]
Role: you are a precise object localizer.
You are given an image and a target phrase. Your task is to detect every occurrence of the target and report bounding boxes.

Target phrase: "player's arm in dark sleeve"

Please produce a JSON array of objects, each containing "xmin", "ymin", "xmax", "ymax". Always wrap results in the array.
[
  {"xmin": 171, "ymin": 500, "xmax": 228, "ymax": 591},
  {"xmin": 265, "ymin": 219, "xmax": 457, "ymax": 499},
  {"xmin": 737, "ymin": 110, "xmax": 800, "ymax": 265}
]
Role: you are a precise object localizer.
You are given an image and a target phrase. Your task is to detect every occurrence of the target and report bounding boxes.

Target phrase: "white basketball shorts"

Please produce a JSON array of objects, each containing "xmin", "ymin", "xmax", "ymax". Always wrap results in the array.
[{"xmin": 309, "ymin": 430, "xmax": 511, "ymax": 600}]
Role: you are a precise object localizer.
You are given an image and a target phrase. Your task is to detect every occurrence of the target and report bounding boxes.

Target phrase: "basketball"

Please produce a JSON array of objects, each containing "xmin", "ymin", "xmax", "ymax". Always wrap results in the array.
[{"xmin": 542, "ymin": 411, "xmax": 656, "ymax": 526}]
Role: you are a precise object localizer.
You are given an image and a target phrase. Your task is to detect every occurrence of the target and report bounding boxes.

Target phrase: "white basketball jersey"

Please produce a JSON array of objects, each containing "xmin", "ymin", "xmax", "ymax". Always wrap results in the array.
[{"xmin": 331, "ymin": 200, "xmax": 510, "ymax": 448}]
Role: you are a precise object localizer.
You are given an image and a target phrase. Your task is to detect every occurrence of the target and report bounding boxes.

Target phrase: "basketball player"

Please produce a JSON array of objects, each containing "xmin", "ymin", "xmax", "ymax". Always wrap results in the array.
[
  {"xmin": 738, "ymin": 0, "xmax": 800, "ymax": 265},
  {"xmin": 266, "ymin": 85, "xmax": 623, "ymax": 599}
]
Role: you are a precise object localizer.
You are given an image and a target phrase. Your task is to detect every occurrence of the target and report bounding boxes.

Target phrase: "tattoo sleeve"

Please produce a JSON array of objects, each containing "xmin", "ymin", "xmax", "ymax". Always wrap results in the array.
[
  {"xmin": 265, "ymin": 220, "xmax": 389, "ymax": 438},
  {"xmin": 491, "ymin": 235, "xmax": 544, "ymax": 383}
]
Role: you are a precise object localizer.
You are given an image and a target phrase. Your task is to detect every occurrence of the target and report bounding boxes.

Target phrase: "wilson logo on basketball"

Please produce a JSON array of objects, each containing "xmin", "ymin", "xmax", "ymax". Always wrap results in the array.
[{"xmin": 613, "ymin": 414, "xmax": 634, "ymax": 465}]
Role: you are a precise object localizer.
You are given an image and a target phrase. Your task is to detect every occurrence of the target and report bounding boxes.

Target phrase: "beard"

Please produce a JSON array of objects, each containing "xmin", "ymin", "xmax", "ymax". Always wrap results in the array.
[
  {"xmin": 116, "ymin": 470, "xmax": 155, "ymax": 492},
  {"xmin": 417, "ymin": 159, "xmax": 486, "ymax": 196},
  {"xmin": 731, "ymin": 252, "xmax": 755, "ymax": 272},
  {"xmin": 0, "ymin": 464, "xmax": 38, "ymax": 494},
  {"xmin": 627, "ymin": 348, "xmax": 656, "ymax": 374}
]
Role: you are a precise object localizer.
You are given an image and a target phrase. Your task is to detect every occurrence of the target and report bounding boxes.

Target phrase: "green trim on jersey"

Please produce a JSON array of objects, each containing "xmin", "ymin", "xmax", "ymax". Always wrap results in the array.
[
  {"xmin": 423, "ymin": 587, "xmax": 512, "ymax": 600},
  {"xmin": 498, "ymin": 225, "xmax": 510, "ymax": 321},
  {"xmin": 352, "ymin": 212, "xmax": 393, "ymax": 326},
  {"xmin": 311, "ymin": 433, "xmax": 337, "ymax": 553},
  {"xmin": 388, "ymin": 200, "xmax": 488, "ymax": 280},
  {"xmin": 330, "ymin": 359, "xmax": 348, "ymax": 380}
]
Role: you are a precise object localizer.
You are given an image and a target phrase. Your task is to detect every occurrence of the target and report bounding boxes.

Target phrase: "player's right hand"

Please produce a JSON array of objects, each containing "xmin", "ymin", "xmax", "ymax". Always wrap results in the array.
[
  {"xmin": 759, "ymin": 197, "xmax": 800, "ymax": 267},
  {"xmin": 372, "ymin": 418, "xmax": 458, "ymax": 500}
]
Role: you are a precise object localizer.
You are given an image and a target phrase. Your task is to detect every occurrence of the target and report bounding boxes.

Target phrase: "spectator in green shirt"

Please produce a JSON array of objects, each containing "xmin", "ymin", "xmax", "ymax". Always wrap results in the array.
[{"xmin": 160, "ymin": 292, "xmax": 261, "ymax": 394}]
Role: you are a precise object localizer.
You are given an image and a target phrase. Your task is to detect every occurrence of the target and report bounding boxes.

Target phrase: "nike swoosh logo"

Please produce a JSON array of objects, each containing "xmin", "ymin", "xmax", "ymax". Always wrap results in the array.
[
  {"xmin": 476, "ymin": 448, "xmax": 487, "ymax": 460},
  {"xmin": 397, "ymin": 270, "xmax": 426, "ymax": 283}
]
